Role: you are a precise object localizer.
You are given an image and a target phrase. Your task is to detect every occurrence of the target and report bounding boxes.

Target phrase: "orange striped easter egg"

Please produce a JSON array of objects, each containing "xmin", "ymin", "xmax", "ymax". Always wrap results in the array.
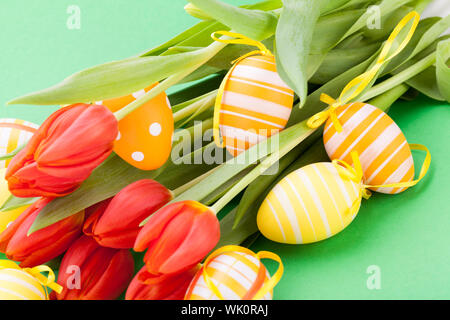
[
  {"xmin": 324, "ymin": 102, "xmax": 414, "ymax": 194},
  {"xmin": 219, "ymin": 55, "xmax": 294, "ymax": 156},
  {"xmin": 0, "ymin": 119, "xmax": 38, "ymax": 169},
  {"xmin": 96, "ymin": 83, "xmax": 173, "ymax": 170},
  {"xmin": 185, "ymin": 251, "xmax": 272, "ymax": 300}
]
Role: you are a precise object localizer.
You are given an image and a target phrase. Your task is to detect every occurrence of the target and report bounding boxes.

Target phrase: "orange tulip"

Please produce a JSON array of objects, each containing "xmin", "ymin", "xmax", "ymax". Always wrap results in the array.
[
  {"xmin": 125, "ymin": 265, "xmax": 199, "ymax": 300},
  {"xmin": 53, "ymin": 235, "xmax": 134, "ymax": 300},
  {"xmin": 6, "ymin": 104, "xmax": 118, "ymax": 198},
  {"xmin": 83, "ymin": 179, "xmax": 172, "ymax": 249},
  {"xmin": 0, "ymin": 197, "xmax": 84, "ymax": 267},
  {"xmin": 134, "ymin": 200, "xmax": 220, "ymax": 276}
]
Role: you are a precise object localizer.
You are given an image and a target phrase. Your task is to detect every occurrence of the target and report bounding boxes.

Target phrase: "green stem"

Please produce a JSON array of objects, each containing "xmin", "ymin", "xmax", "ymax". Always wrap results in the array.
[
  {"xmin": 210, "ymin": 121, "xmax": 314, "ymax": 213},
  {"xmin": 173, "ymin": 89, "xmax": 217, "ymax": 123},
  {"xmin": 114, "ymin": 41, "xmax": 227, "ymax": 121}
]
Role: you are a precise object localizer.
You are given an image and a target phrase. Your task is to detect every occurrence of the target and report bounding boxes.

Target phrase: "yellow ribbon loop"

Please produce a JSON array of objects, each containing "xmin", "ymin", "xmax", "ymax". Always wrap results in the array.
[
  {"xmin": 211, "ymin": 31, "xmax": 274, "ymax": 148},
  {"xmin": 307, "ymin": 11, "xmax": 420, "ymax": 132},
  {"xmin": 202, "ymin": 245, "xmax": 284, "ymax": 300},
  {"xmin": 333, "ymin": 144, "xmax": 431, "ymax": 200},
  {"xmin": 306, "ymin": 93, "xmax": 343, "ymax": 132},
  {"xmin": 0, "ymin": 260, "xmax": 63, "ymax": 298}
]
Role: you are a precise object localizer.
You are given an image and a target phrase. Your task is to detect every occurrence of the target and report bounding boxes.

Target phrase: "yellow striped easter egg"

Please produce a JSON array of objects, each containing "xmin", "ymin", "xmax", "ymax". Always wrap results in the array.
[
  {"xmin": 324, "ymin": 102, "xmax": 414, "ymax": 194},
  {"xmin": 0, "ymin": 119, "xmax": 38, "ymax": 169},
  {"xmin": 219, "ymin": 55, "xmax": 294, "ymax": 156},
  {"xmin": 185, "ymin": 251, "xmax": 272, "ymax": 300},
  {"xmin": 0, "ymin": 268, "xmax": 48, "ymax": 300},
  {"xmin": 258, "ymin": 162, "xmax": 362, "ymax": 244}
]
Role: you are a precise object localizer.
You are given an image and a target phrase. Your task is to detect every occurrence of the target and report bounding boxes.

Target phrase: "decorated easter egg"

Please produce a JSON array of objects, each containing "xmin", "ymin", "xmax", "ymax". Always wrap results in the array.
[
  {"xmin": 96, "ymin": 83, "xmax": 174, "ymax": 170},
  {"xmin": 0, "ymin": 168, "xmax": 29, "ymax": 233},
  {"xmin": 218, "ymin": 55, "xmax": 294, "ymax": 156},
  {"xmin": 0, "ymin": 268, "xmax": 48, "ymax": 300},
  {"xmin": 185, "ymin": 250, "xmax": 273, "ymax": 300},
  {"xmin": 0, "ymin": 119, "xmax": 38, "ymax": 169},
  {"xmin": 258, "ymin": 162, "xmax": 361, "ymax": 244},
  {"xmin": 324, "ymin": 102, "xmax": 414, "ymax": 194}
]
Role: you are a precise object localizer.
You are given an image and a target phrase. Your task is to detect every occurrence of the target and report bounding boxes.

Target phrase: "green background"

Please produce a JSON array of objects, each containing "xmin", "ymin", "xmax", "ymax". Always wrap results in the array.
[{"xmin": 0, "ymin": 0, "xmax": 449, "ymax": 299}]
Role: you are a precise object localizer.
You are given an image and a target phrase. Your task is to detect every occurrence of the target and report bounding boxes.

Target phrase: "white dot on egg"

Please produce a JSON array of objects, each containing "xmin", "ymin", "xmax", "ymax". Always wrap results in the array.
[
  {"xmin": 116, "ymin": 131, "xmax": 121, "ymax": 141},
  {"xmin": 132, "ymin": 89, "xmax": 146, "ymax": 99},
  {"xmin": 131, "ymin": 151, "xmax": 145, "ymax": 162},
  {"xmin": 95, "ymin": 101, "xmax": 103, "ymax": 105},
  {"xmin": 149, "ymin": 122, "xmax": 162, "ymax": 136}
]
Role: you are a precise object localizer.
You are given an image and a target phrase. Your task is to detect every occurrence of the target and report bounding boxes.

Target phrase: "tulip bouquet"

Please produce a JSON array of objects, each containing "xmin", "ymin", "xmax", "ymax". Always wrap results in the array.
[{"xmin": 0, "ymin": 0, "xmax": 449, "ymax": 300}]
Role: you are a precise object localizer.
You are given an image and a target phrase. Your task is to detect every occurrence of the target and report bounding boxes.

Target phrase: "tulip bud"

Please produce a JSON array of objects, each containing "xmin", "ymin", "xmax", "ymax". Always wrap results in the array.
[
  {"xmin": 6, "ymin": 104, "xmax": 118, "ymax": 198},
  {"xmin": 83, "ymin": 179, "xmax": 173, "ymax": 249},
  {"xmin": 134, "ymin": 200, "xmax": 220, "ymax": 276},
  {"xmin": 0, "ymin": 197, "xmax": 84, "ymax": 267},
  {"xmin": 53, "ymin": 235, "xmax": 134, "ymax": 300},
  {"xmin": 125, "ymin": 264, "xmax": 199, "ymax": 300}
]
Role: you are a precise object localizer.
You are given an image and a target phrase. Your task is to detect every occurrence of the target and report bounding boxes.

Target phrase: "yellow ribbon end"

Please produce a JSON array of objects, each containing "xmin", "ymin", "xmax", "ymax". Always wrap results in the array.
[{"xmin": 307, "ymin": 11, "xmax": 420, "ymax": 134}]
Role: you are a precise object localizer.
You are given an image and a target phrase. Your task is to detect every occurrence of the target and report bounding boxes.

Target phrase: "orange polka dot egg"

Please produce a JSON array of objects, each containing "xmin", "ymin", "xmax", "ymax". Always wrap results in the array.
[
  {"xmin": 324, "ymin": 102, "xmax": 414, "ymax": 194},
  {"xmin": 0, "ymin": 119, "xmax": 38, "ymax": 169},
  {"xmin": 96, "ymin": 84, "xmax": 173, "ymax": 170},
  {"xmin": 218, "ymin": 54, "xmax": 294, "ymax": 156}
]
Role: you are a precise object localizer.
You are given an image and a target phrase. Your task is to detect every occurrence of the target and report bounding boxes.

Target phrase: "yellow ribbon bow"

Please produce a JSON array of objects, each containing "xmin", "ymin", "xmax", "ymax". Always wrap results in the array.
[
  {"xmin": 307, "ymin": 11, "xmax": 420, "ymax": 132},
  {"xmin": 211, "ymin": 31, "xmax": 274, "ymax": 148},
  {"xmin": 333, "ymin": 144, "xmax": 431, "ymax": 203},
  {"xmin": 0, "ymin": 260, "xmax": 63, "ymax": 299},
  {"xmin": 201, "ymin": 245, "xmax": 284, "ymax": 300}
]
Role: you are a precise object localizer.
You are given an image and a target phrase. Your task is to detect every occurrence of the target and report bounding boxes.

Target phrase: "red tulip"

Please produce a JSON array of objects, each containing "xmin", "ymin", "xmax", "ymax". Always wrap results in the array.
[
  {"xmin": 0, "ymin": 197, "xmax": 84, "ymax": 267},
  {"xmin": 125, "ymin": 265, "xmax": 199, "ymax": 300},
  {"xmin": 83, "ymin": 179, "xmax": 173, "ymax": 249},
  {"xmin": 6, "ymin": 103, "xmax": 118, "ymax": 198},
  {"xmin": 53, "ymin": 235, "xmax": 134, "ymax": 300},
  {"xmin": 134, "ymin": 200, "xmax": 220, "ymax": 276}
]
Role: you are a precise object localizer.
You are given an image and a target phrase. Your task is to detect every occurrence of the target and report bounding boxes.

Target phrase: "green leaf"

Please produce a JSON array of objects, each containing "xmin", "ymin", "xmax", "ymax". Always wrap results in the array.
[
  {"xmin": 215, "ymin": 207, "xmax": 259, "ymax": 250},
  {"xmin": 310, "ymin": 42, "xmax": 381, "ymax": 84},
  {"xmin": 233, "ymin": 131, "xmax": 320, "ymax": 228},
  {"xmin": 436, "ymin": 38, "xmax": 450, "ymax": 102},
  {"xmin": 406, "ymin": 66, "xmax": 444, "ymax": 100},
  {"xmin": 340, "ymin": 0, "xmax": 414, "ymax": 42},
  {"xmin": 140, "ymin": 19, "xmax": 215, "ymax": 56},
  {"xmin": 275, "ymin": 0, "xmax": 323, "ymax": 106},
  {"xmin": 382, "ymin": 17, "xmax": 447, "ymax": 75},
  {"xmin": 0, "ymin": 195, "xmax": 39, "ymax": 212},
  {"xmin": 188, "ymin": 0, "xmax": 278, "ymax": 41},
  {"xmin": 310, "ymin": 9, "xmax": 366, "ymax": 54},
  {"xmin": 288, "ymin": 52, "xmax": 376, "ymax": 125},
  {"xmin": 0, "ymin": 143, "xmax": 26, "ymax": 161},
  {"xmin": 29, "ymin": 117, "xmax": 215, "ymax": 233},
  {"xmin": 8, "ymin": 49, "xmax": 213, "ymax": 106}
]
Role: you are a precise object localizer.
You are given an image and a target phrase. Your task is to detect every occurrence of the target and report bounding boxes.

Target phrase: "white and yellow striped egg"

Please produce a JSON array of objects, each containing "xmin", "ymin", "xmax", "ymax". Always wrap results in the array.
[
  {"xmin": 0, "ymin": 119, "xmax": 38, "ymax": 169},
  {"xmin": 185, "ymin": 251, "xmax": 272, "ymax": 300},
  {"xmin": 219, "ymin": 55, "xmax": 294, "ymax": 156},
  {"xmin": 324, "ymin": 102, "xmax": 414, "ymax": 194},
  {"xmin": 0, "ymin": 268, "xmax": 48, "ymax": 300},
  {"xmin": 257, "ymin": 162, "xmax": 362, "ymax": 244}
]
